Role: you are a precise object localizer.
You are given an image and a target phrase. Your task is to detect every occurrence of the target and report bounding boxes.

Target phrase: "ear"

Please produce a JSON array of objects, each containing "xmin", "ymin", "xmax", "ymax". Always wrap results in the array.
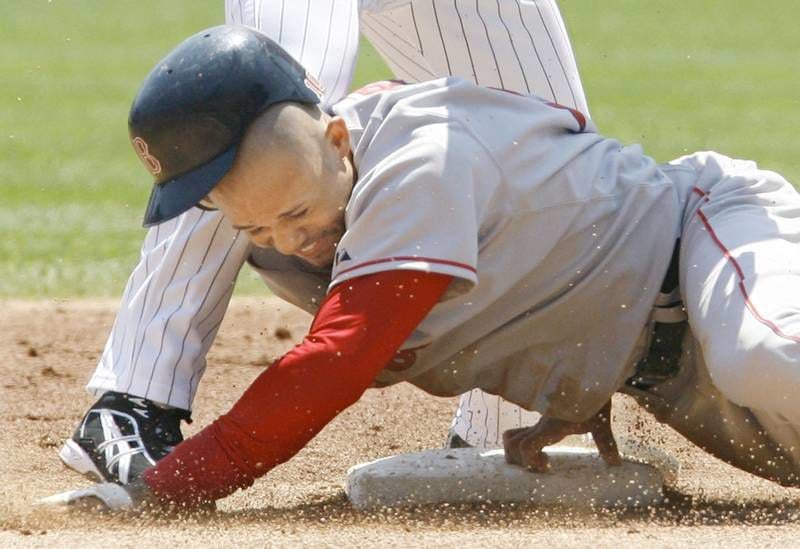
[{"xmin": 324, "ymin": 117, "xmax": 351, "ymax": 159}]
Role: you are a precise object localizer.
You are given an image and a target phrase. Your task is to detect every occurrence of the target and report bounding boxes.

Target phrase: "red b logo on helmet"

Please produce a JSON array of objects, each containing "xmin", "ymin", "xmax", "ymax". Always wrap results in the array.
[{"xmin": 132, "ymin": 137, "xmax": 162, "ymax": 176}]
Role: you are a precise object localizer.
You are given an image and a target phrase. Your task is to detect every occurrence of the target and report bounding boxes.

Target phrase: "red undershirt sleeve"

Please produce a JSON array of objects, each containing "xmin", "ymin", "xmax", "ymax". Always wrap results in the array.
[{"xmin": 142, "ymin": 269, "xmax": 453, "ymax": 506}]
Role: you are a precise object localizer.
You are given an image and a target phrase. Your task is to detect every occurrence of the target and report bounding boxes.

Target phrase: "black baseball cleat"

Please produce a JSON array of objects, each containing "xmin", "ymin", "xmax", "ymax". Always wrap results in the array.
[{"xmin": 59, "ymin": 391, "xmax": 191, "ymax": 485}]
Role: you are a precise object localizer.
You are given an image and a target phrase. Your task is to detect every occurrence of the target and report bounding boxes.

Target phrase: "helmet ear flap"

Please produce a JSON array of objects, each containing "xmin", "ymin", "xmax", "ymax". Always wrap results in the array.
[{"xmin": 129, "ymin": 24, "xmax": 322, "ymax": 227}]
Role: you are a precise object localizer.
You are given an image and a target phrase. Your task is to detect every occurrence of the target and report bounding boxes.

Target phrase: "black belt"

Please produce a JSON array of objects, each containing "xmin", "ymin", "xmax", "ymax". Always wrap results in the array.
[{"xmin": 625, "ymin": 239, "xmax": 687, "ymax": 391}]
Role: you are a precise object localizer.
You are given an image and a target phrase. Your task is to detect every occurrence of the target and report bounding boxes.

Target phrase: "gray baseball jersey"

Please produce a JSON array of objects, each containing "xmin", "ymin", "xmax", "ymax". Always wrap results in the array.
[
  {"xmin": 248, "ymin": 78, "xmax": 680, "ymax": 421},
  {"xmin": 249, "ymin": 85, "xmax": 800, "ymax": 485}
]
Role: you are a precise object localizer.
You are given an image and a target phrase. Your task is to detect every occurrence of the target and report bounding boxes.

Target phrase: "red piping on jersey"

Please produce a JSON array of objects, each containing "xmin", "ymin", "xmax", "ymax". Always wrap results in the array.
[
  {"xmin": 692, "ymin": 186, "xmax": 711, "ymax": 203},
  {"xmin": 693, "ymin": 189, "xmax": 800, "ymax": 343},
  {"xmin": 545, "ymin": 101, "xmax": 587, "ymax": 133},
  {"xmin": 335, "ymin": 256, "xmax": 477, "ymax": 278},
  {"xmin": 486, "ymin": 86, "xmax": 587, "ymax": 133}
]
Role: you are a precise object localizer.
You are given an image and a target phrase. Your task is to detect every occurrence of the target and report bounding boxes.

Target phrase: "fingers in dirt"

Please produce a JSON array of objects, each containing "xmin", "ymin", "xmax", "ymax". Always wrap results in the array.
[{"xmin": 590, "ymin": 400, "xmax": 622, "ymax": 467}]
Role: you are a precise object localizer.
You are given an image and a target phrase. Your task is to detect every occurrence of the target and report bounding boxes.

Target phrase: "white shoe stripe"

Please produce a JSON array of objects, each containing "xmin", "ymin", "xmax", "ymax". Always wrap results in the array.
[{"xmin": 78, "ymin": 407, "xmax": 163, "ymax": 483}]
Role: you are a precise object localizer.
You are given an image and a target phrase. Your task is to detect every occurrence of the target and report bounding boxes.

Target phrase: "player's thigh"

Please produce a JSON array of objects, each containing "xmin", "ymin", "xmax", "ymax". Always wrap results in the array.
[{"xmin": 680, "ymin": 163, "xmax": 800, "ymax": 421}]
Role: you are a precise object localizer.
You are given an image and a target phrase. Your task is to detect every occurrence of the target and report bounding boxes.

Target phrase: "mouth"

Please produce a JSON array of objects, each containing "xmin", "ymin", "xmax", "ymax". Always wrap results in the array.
[
  {"xmin": 299, "ymin": 240, "xmax": 320, "ymax": 255},
  {"xmin": 296, "ymin": 235, "xmax": 338, "ymax": 264}
]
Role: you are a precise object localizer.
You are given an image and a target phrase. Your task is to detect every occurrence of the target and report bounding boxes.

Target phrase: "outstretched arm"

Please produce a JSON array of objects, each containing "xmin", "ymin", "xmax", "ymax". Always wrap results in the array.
[{"xmin": 142, "ymin": 269, "xmax": 452, "ymax": 506}]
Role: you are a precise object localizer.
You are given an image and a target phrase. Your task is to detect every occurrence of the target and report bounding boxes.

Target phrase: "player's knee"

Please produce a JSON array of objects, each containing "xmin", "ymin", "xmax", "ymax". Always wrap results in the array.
[{"xmin": 705, "ymin": 333, "xmax": 800, "ymax": 418}]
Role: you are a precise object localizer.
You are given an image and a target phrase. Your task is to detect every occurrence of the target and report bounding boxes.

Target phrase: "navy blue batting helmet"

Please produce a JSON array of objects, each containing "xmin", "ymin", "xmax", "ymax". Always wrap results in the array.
[{"xmin": 128, "ymin": 25, "xmax": 323, "ymax": 227}]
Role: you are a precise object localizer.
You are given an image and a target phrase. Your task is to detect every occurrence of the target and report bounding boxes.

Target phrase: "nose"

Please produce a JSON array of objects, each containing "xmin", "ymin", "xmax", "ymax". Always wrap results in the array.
[
  {"xmin": 271, "ymin": 226, "xmax": 307, "ymax": 256},
  {"xmin": 248, "ymin": 227, "xmax": 274, "ymax": 249}
]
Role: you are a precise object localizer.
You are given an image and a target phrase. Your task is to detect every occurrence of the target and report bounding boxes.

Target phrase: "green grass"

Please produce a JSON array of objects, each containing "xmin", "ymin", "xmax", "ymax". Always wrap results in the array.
[
  {"xmin": 2, "ymin": 0, "xmax": 798, "ymax": 297},
  {"xmin": 560, "ymin": 0, "xmax": 800, "ymax": 171}
]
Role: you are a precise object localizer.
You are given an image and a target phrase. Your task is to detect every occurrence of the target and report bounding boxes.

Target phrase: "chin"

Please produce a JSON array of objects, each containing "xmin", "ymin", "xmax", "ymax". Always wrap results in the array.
[
  {"xmin": 294, "ymin": 230, "xmax": 342, "ymax": 267},
  {"xmin": 294, "ymin": 246, "xmax": 334, "ymax": 267},
  {"xmin": 307, "ymin": 253, "xmax": 335, "ymax": 268}
]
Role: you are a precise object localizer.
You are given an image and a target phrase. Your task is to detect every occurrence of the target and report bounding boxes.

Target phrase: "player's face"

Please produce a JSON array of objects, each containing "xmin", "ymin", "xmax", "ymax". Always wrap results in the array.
[{"xmin": 208, "ymin": 117, "xmax": 355, "ymax": 267}]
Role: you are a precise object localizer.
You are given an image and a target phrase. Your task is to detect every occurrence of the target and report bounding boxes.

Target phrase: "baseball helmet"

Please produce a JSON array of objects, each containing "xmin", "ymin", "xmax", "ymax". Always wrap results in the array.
[{"xmin": 129, "ymin": 25, "xmax": 323, "ymax": 227}]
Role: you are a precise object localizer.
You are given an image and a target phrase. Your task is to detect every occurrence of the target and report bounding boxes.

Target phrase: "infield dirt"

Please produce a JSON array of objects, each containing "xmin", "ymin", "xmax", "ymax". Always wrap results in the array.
[{"xmin": 1, "ymin": 298, "xmax": 798, "ymax": 547}]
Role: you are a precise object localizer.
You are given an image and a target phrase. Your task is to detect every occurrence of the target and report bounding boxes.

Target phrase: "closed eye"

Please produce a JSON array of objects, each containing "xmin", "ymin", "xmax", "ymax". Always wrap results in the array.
[{"xmin": 289, "ymin": 208, "xmax": 309, "ymax": 219}]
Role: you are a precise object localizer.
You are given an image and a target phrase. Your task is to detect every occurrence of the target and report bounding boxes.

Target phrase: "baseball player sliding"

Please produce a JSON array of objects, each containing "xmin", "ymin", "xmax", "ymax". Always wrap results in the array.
[
  {"xmin": 45, "ymin": 24, "xmax": 800, "ymax": 511},
  {"xmin": 60, "ymin": 0, "xmax": 588, "ymax": 486}
]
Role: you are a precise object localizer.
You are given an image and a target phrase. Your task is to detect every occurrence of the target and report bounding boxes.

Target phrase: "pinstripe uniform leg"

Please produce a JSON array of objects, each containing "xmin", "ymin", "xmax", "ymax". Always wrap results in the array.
[
  {"xmin": 87, "ymin": 209, "xmax": 250, "ymax": 410},
  {"xmin": 86, "ymin": 0, "xmax": 361, "ymax": 410}
]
